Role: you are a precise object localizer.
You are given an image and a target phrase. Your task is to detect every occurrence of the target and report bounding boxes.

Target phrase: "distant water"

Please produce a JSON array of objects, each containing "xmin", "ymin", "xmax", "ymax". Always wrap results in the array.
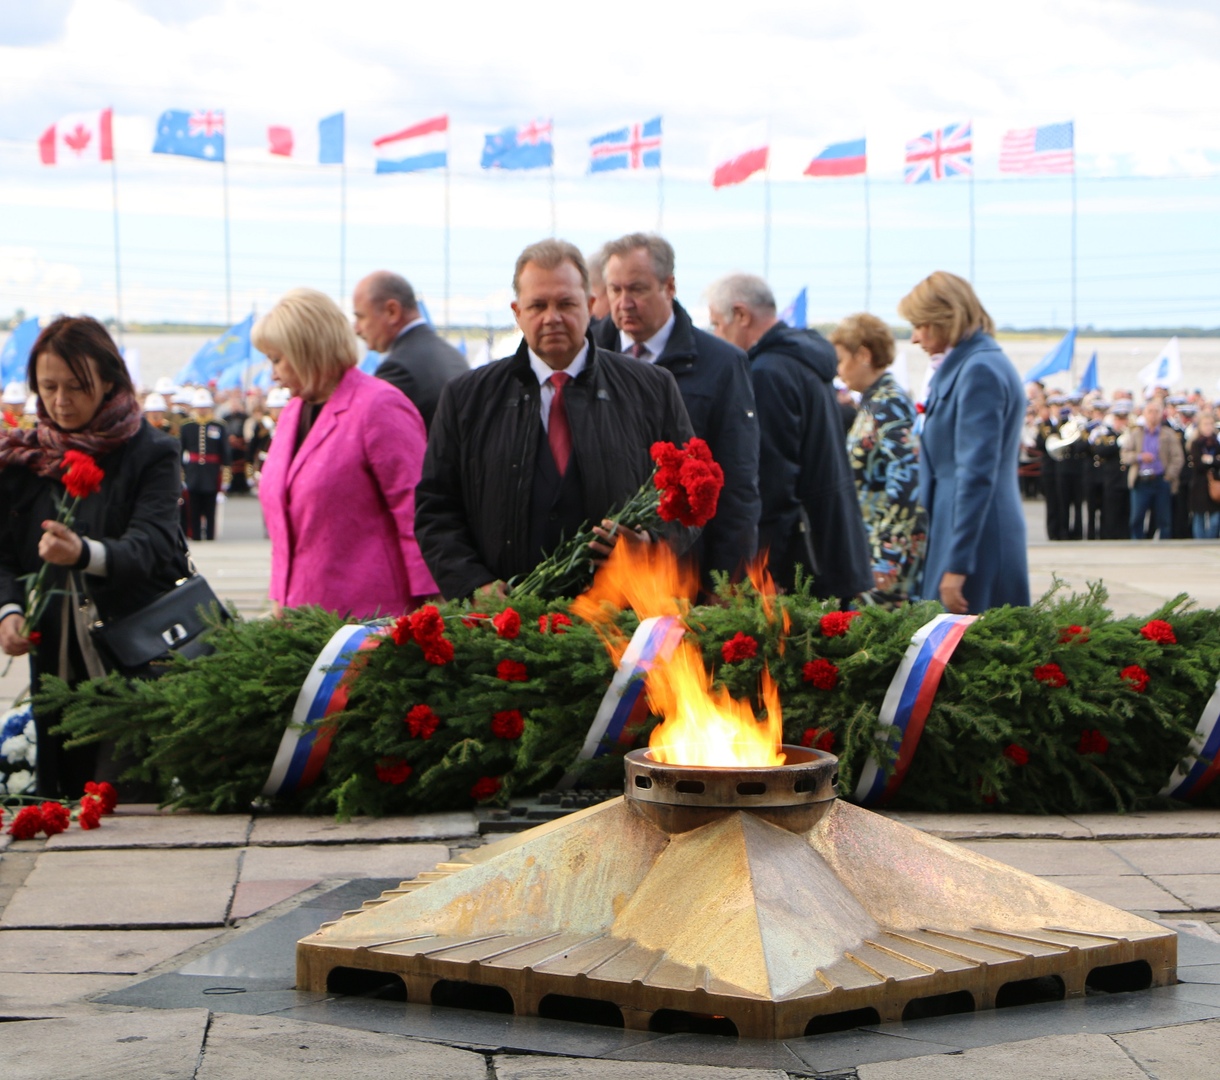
[{"xmin": 3, "ymin": 330, "xmax": 1217, "ymax": 401}]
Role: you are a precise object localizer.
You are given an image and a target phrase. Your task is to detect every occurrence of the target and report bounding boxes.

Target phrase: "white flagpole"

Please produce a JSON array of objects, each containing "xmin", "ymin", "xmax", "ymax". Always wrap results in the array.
[
  {"xmin": 340, "ymin": 157, "xmax": 347, "ymax": 303},
  {"xmin": 222, "ymin": 158, "xmax": 233, "ymax": 324},
  {"xmin": 657, "ymin": 159, "xmax": 664, "ymax": 233},
  {"xmin": 109, "ymin": 153, "xmax": 124, "ymax": 348},
  {"xmin": 443, "ymin": 160, "xmax": 451, "ymax": 331},
  {"xmin": 549, "ymin": 162, "xmax": 557, "ymax": 237},
  {"xmin": 864, "ymin": 169, "xmax": 872, "ymax": 311},
  {"xmin": 968, "ymin": 167, "xmax": 976, "ymax": 283}
]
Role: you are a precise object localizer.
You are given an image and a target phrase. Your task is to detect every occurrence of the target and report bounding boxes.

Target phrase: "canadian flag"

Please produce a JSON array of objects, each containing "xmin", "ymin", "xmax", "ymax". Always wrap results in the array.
[{"xmin": 39, "ymin": 109, "xmax": 113, "ymax": 165}]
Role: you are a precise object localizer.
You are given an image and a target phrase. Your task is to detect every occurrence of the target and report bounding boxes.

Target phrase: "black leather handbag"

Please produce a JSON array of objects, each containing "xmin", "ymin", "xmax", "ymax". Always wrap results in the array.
[{"xmin": 86, "ymin": 529, "xmax": 230, "ymax": 675}]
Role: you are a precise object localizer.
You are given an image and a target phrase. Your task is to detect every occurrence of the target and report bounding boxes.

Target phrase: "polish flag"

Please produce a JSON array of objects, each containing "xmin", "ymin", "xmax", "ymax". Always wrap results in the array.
[
  {"xmin": 268, "ymin": 125, "xmax": 294, "ymax": 157},
  {"xmin": 39, "ymin": 109, "xmax": 113, "ymax": 164},
  {"xmin": 712, "ymin": 145, "xmax": 768, "ymax": 188}
]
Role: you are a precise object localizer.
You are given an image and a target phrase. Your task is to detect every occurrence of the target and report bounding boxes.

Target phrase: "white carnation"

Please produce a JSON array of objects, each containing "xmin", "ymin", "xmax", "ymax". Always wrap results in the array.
[
  {"xmin": 1, "ymin": 734, "xmax": 31, "ymax": 764},
  {"xmin": 4, "ymin": 769, "xmax": 33, "ymax": 795}
]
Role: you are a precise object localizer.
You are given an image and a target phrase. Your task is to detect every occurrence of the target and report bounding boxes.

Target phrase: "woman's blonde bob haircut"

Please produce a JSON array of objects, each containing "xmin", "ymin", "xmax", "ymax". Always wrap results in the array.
[
  {"xmin": 830, "ymin": 313, "xmax": 896, "ymax": 370},
  {"xmin": 897, "ymin": 270, "xmax": 995, "ymax": 347},
  {"xmin": 253, "ymin": 287, "xmax": 358, "ymax": 401}
]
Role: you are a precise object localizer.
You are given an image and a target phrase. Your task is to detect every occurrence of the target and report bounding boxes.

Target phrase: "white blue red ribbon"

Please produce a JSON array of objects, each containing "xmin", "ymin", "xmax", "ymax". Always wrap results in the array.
[
  {"xmin": 1161, "ymin": 678, "xmax": 1220, "ymax": 802},
  {"xmin": 853, "ymin": 612, "xmax": 978, "ymax": 807},
  {"xmin": 558, "ymin": 614, "xmax": 686, "ymax": 787},
  {"xmin": 262, "ymin": 622, "xmax": 388, "ymax": 798}
]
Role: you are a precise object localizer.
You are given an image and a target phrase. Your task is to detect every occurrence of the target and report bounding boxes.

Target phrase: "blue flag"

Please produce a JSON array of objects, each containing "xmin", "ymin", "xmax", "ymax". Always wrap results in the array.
[
  {"xmin": 319, "ymin": 112, "xmax": 344, "ymax": 165},
  {"xmin": 481, "ymin": 119, "xmax": 554, "ymax": 170},
  {"xmin": 1023, "ymin": 328, "xmax": 1076, "ymax": 383},
  {"xmin": 359, "ymin": 350, "xmax": 382, "ymax": 374},
  {"xmin": 1075, "ymin": 351, "xmax": 1099, "ymax": 394},
  {"xmin": 177, "ymin": 314, "xmax": 256, "ymax": 385},
  {"xmin": 780, "ymin": 288, "xmax": 808, "ymax": 329},
  {"xmin": 0, "ymin": 317, "xmax": 40, "ymax": 384},
  {"xmin": 153, "ymin": 109, "xmax": 225, "ymax": 162}
]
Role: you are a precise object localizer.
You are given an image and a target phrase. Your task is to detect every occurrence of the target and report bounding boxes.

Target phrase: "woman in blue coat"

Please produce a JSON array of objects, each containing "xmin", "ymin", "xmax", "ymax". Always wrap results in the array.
[{"xmin": 898, "ymin": 272, "xmax": 1029, "ymax": 613}]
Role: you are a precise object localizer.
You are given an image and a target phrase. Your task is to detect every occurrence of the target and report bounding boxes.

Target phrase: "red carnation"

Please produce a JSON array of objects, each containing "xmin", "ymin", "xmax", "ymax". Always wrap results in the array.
[
  {"xmin": 492, "ymin": 608, "xmax": 521, "ymax": 639},
  {"xmin": 421, "ymin": 638, "xmax": 454, "ymax": 666},
  {"xmin": 374, "ymin": 757, "xmax": 413, "ymax": 785},
  {"xmin": 79, "ymin": 801, "xmax": 103, "ymax": 830},
  {"xmin": 471, "ymin": 776, "xmax": 502, "ymax": 802},
  {"xmin": 1033, "ymin": 663, "xmax": 1068, "ymax": 688},
  {"xmin": 27, "ymin": 631, "xmax": 42, "ymax": 647},
  {"xmin": 802, "ymin": 658, "xmax": 840, "ymax": 691},
  {"xmin": 405, "ymin": 704, "xmax": 440, "ymax": 739},
  {"xmin": 8, "ymin": 805, "xmax": 42, "ymax": 840},
  {"xmin": 391, "ymin": 615, "xmax": 413, "ymax": 646},
  {"xmin": 800, "ymin": 727, "xmax": 835, "ymax": 751},
  {"xmin": 491, "ymin": 709, "xmax": 525, "ymax": 739},
  {"xmin": 1003, "ymin": 744, "xmax": 1030, "ymax": 766},
  {"xmin": 1121, "ymin": 664, "xmax": 1149, "ymax": 693},
  {"xmin": 819, "ymin": 611, "xmax": 861, "ymax": 638},
  {"xmin": 60, "ymin": 450, "xmax": 105, "ymax": 500},
  {"xmin": 1058, "ymin": 625, "xmax": 1090, "ymax": 644},
  {"xmin": 721, "ymin": 632, "xmax": 758, "ymax": 663},
  {"xmin": 83, "ymin": 781, "xmax": 118, "ymax": 814},
  {"xmin": 39, "ymin": 801, "xmax": 70, "ymax": 836},
  {"xmin": 409, "ymin": 605, "xmax": 446, "ymax": 643},
  {"xmin": 496, "ymin": 659, "xmax": 528, "ymax": 682},
  {"xmin": 1077, "ymin": 729, "xmax": 1110, "ymax": 755},
  {"xmin": 650, "ymin": 438, "xmax": 725, "ymax": 528},
  {"xmin": 1140, "ymin": 619, "xmax": 1177, "ymax": 645},
  {"xmin": 538, "ymin": 613, "xmax": 572, "ymax": 634}
]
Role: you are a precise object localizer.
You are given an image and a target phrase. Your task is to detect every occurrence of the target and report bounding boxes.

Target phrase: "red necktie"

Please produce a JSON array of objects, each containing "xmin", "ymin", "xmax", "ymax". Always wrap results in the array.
[
  {"xmin": 631, "ymin": 342, "xmax": 648, "ymax": 359},
  {"xmin": 547, "ymin": 371, "xmax": 572, "ymax": 475}
]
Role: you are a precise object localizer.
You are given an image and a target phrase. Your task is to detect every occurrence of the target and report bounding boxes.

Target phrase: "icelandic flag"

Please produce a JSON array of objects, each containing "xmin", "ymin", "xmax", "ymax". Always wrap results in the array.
[
  {"xmin": 1139, "ymin": 337, "xmax": 1182, "ymax": 390},
  {"xmin": 1, "ymin": 317, "xmax": 40, "ymax": 384},
  {"xmin": 177, "ymin": 314, "xmax": 256, "ymax": 385},
  {"xmin": 589, "ymin": 116, "xmax": 662, "ymax": 172},
  {"xmin": 1076, "ymin": 351, "xmax": 1099, "ymax": 394},
  {"xmin": 1023, "ymin": 328, "xmax": 1076, "ymax": 383},
  {"xmin": 39, "ymin": 109, "xmax": 113, "ymax": 165},
  {"xmin": 319, "ymin": 112, "xmax": 345, "ymax": 165},
  {"xmin": 904, "ymin": 121, "xmax": 972, "ymax": 183},
  {"xmin": 804, "ymin": 138, "xmax": 866, "ymax": 177},
  {"xmin": 153, "ymin": 109, "xmax": 225, "ymax": 162},
  {"xmin": 374, "ymin": 115, "xmax": 448, "ymax": 174},
  {"xmin": 780, "ymin": 287, "xmax": 808, "ymax": 329},
  {"xmin": 481, "ymin": 118, "xmax": 554, "ymax": 170}
]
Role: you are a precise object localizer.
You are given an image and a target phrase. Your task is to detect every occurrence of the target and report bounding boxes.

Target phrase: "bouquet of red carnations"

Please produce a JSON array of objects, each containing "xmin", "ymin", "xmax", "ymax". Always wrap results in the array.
[{"xmin": 510, "ymin": 438, "xmax": 724, "ymax": 599}]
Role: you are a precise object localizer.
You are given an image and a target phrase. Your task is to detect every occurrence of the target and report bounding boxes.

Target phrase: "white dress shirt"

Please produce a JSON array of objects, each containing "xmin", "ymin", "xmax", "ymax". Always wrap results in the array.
[
  {"xmin": 619, "ymin": 311, "xmax": 676, "ymax": 364},
  {"xmin": 528, "ymin": 343, "xmax": 588, "ymax": 432}
]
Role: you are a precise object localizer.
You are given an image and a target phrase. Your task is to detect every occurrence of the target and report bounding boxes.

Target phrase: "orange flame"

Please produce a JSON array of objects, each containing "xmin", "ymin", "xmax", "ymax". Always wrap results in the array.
[{"xmin": 572, "ymin": 539, "xmax": 785, "ymax": 768}]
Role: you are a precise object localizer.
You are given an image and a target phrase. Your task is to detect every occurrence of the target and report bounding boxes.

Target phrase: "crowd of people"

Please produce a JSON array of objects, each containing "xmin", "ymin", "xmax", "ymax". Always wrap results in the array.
[
  {"xmin": 3, "ymin": 230, "xmax": 1216, "ymax": 799},
  {"xmin": 1025, "ymin": 384, "xmax": 1220, "ymax": 541}
]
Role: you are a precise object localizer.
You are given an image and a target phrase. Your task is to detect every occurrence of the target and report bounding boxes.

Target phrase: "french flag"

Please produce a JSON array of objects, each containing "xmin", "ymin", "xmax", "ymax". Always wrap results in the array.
[
  {"xmin": 39, "ymin": 109, "xmax": 113, "ymax": 165},
  {"xmin": 374, "ymin": 115, "xmax": 448, "ymax": 174},
  {"xmin": 804, "ymin": 138, "xmax": 866, "ymax": 177}
]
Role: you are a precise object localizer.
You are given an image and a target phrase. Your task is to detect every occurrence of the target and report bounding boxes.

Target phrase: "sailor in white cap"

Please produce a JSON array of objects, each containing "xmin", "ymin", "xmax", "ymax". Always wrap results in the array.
[
  {"xmin": 178, "ymin": 388, "xmax": 230, "ymax": 540},
  {"xmin": 2, "ymin": 382, "xmax": 26, "ymax": 429},
  {"xmin": 142, "ymin": 391, "xmax": 171, "ymax": 434}
]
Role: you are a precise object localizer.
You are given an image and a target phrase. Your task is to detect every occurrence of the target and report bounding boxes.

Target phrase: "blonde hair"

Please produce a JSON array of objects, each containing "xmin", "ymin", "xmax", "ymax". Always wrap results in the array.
[
  {"xmin": 253, "ymin": 288, "xmax": 358, "ymax": 401},
  {"xmin": 897, "ymin": 270, "xmax": 995, "ymax": 346},
  {"xmin": 830, "ymin": 313, "xmax": 895, "ymax": 370}
]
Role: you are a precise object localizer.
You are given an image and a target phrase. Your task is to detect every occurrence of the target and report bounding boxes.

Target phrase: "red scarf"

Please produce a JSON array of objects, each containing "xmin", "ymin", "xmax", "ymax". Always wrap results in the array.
[{"xmin": 0, "ymin": 390, "xmax": 142, "ymax": 477}]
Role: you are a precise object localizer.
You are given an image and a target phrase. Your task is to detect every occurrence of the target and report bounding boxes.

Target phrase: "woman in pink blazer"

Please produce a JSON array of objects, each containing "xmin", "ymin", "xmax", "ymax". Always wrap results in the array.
[{"xmin": 254, "ymin": 288, "xmax": 437, "ymax": 619}]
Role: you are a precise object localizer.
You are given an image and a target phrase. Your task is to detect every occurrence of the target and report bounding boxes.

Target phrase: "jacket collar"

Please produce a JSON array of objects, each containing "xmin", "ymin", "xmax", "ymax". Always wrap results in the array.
[
  {"xmin": 285, "ymin": 366, "xmax": 359, "ymax": 486},
  {"xmin": 509, "ymin": 330, "xmax": 603, "ymax": 386},
  {"xmin": 924, "ymin": 329, "xmax": 987, "ymax": 416},
  {"xmin": 590, "ymin": 300, "xmax": 698, "ymax": 365}
]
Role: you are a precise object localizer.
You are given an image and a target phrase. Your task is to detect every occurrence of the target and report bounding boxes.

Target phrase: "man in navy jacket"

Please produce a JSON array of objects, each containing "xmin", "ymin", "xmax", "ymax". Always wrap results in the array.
[{"xmin": 593, "ymin": 233, "xmax": 760, "ymax": 587}]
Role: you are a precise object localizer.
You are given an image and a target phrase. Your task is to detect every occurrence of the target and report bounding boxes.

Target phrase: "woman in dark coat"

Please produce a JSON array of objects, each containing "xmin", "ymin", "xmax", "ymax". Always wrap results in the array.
[
  {"xmin": 898, "ymin": 272, "xmax": 1029, "ymax": 614},
  {"xmin": 1188, "ymin": 409, "xmax": 1220, "ymax": 539},
  {"xmin": 0, "ymin": 317, "xmax": 186, "ymax": 796}
]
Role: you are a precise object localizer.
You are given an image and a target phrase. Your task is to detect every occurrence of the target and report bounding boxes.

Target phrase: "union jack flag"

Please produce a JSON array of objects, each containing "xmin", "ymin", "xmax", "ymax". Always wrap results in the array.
[
  {"xmin": 189, "ymin": 110, "xmax": 225, "ymax": 138},
  {"xmin": 904, "ymin": 121, "xmax": 972, "ymax": 184},
  {"xmin": 589, "ymin": 117, "xmax": 661, "ymax": 172}
]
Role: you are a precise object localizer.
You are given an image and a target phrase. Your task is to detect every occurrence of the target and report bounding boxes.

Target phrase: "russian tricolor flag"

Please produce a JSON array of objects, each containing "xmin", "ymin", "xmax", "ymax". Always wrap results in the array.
[
  {"xmin": 374, "ymin": 115, "xmax": 448, "ymax": 174},
  {"xmin": 804, "ymin": 138, "xmax": 866, "ymax": 177}
]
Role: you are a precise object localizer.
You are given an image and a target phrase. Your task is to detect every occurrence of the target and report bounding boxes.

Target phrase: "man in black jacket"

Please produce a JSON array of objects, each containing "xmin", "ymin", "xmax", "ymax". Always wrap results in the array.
[
  {"xmin": 416, "ymin": 239, "xmax": 694, "ymax": 601},
  {"xmin": 707, "ymin": 273, "xmax": 872, "ymax": 602},
  {"xmin": 352, "ymin": 270, "xmax": 468, "ymax": 430},
  {"xmin": 593, "ymin": 234, "xmax": 760, "ymax": 586}
]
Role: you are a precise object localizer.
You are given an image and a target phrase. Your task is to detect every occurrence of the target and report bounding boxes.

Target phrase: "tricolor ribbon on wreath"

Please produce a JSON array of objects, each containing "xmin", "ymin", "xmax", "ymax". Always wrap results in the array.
[
  {"xmin": 262, "ymin": 621, "xmax": 390, "ymax": 798},
  {"xmin": 1161, "ymin": 678, "xmax": 1220, "ymax": 802},
  {"xmin": 853, "ymin": 612, "xmax": 978, "ymax": 807},
  {"xmin": 558, "ymin": 614, "xmax": 687, "ymax": 788}
]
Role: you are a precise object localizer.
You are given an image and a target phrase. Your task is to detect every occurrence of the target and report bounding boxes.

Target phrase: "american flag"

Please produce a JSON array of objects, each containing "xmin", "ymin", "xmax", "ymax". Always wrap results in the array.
[
  {"xmin": 904, "ymin": 121, "xmax": 972, "ymax": 184},
  {"xmin": 999, "ymin": 121, "xmax": 1074, "ymax": 174}
]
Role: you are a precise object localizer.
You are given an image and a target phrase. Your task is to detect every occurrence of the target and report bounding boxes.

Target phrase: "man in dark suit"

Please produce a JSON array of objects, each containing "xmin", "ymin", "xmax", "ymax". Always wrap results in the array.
[
  {"xmin": 592, "ymin": 233, "xmax": 760, "ymax": 587},
  {"xmin": 352, "ymin": 270, "xmax": 468, "ymax": 430}
]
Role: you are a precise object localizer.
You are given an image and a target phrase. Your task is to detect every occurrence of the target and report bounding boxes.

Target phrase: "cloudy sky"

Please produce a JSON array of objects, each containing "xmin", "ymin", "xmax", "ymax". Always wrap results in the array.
[{"xmin": 0, "ymin": 0, "xmax": 1217, "ymax": 329}]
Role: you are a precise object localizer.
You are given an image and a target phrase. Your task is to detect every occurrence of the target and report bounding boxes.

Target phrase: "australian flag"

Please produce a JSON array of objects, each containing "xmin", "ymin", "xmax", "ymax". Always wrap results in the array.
[
  {"xmin": 153, "ymin": 109, "xmax": 225, "ymax": 162},
  {"xmin": 589, "ymin": 117, "xmax": 661, "ymax": 172},
  {"xmin": 481, "ymin": 119, "xmax": 554, "ymax": 170}
]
